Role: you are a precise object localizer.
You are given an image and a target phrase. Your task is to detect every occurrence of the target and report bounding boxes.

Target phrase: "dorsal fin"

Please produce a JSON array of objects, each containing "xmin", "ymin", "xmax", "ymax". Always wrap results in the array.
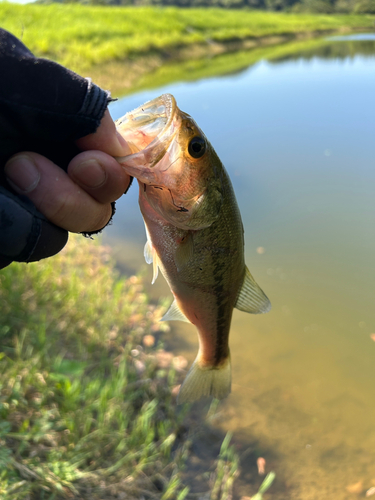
[
  {"xmin": 160, "ymin": 299, "xmax": 190, "ymax": 323},
  {"xmin": 235, "ymin": 266, "xmax": 271, "ymax": 314}
]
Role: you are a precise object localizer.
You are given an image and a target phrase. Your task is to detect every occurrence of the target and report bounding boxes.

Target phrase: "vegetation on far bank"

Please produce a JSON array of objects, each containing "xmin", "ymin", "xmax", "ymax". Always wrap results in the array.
[
  {"xmin": 0, "ymin": 236, "xmax": 243, "ymax": 499},
  {"xmin": 0, "ymin": 3, "xmax": 374, "ymax": 74},
  {"xmin": 39, "ymin": 0, "xmax": 375, "ymax": 16},
  {"xmin": 93, "ymin": 32, "xmax": 374, "ymax": 95}
]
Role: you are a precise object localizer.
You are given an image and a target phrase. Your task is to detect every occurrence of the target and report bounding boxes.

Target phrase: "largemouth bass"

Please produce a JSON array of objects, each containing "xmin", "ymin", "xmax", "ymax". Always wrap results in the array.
[{"xmin": 116, "ymin": 94, "xmax": 271, "ymax": 403}]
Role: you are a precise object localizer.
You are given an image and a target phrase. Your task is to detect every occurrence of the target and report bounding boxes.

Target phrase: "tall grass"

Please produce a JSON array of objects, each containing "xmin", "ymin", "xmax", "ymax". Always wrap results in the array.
[{"xmin": 0, "ymin": 3, "xmax": 374, "ymax": 72}]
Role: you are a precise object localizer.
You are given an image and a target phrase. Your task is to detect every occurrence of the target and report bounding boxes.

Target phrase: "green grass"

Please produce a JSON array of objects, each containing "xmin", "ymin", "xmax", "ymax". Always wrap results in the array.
[
  {"xmin": 209, "ymin": 432, "xmax": 240, "ymax": 500},
  {"xmin": 0, "ymin": 236, "xmax": 188, "ymax": 499},
  {"xmin": 0, "ymin": 236, "xmax": 242, "ymax": 499},
  {"xmin": 0, "ymin": 3, "xmax": 374, "ymax": 73}
]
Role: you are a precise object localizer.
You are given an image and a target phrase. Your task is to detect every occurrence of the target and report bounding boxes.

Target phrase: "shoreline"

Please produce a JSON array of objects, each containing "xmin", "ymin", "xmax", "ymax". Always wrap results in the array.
[
  {"xmin": 2, "ymin": 4, "xmax": 374, "ymax": 94},
  {"xmin": 89, "ymin": 26, "xmax": 372, "ymax": 96}
]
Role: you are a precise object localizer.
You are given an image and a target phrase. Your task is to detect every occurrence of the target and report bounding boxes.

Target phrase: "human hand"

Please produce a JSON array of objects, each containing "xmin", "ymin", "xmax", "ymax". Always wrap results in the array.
[
  {"xmin": 0, "ymin": 28, "xmax": 132, "ymax": 269},
  {"xmin": 4, "ymin": 109, "xmax": 131, "ymax": 234}
]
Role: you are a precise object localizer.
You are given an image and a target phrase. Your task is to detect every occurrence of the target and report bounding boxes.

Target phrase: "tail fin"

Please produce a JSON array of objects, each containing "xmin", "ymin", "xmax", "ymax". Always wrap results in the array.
[{"xmin": 177, "ymin": 355, "xmax": 231, "ymax": 404}]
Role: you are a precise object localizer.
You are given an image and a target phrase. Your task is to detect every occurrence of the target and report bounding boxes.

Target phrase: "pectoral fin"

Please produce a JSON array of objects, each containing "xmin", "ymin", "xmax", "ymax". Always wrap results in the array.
[
  {"xmin": 144, "ymin": 238, "xmax": 159, "ymax": 284},
  {"xmin": 235, "ymin": 266, "xmax": 271, "ymax": 314},
  {"xmin": 152, "ymin": 254, "xmax": 159, "ymax": 285},
  {"xmin": 144, "ymin": 240, "xmax": 153, "ymax": 265},
  {"xmin": 161, "ymin": 299, "xmax": 190, "ymax": 323},
  {"xmin": 175, "ymin": 232, "xmax": 194, "ymax": 271}
]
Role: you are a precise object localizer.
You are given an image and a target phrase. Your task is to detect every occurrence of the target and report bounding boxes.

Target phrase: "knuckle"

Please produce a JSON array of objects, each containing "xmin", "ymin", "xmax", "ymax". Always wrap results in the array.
[{"xmin": 49, "ymin": 192, "xmax": 78, "ymax": 228}]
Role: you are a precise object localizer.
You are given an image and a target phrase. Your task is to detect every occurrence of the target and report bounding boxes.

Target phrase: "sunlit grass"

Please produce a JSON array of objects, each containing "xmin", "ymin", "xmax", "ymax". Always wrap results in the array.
[
  {"xmin": 0, "ymin": 236, "xmax": 190, "ymax": 499},
  {"xmin": 250, "ymin": 472, "xmax": 276, "ymax": 499},
  {"xmin": 0, "ymin": 3, "xmax": 374, "ymax": 72},
  {"xmin": 209, "ymin": 432, "xmax": 240, "ymax": 500}
]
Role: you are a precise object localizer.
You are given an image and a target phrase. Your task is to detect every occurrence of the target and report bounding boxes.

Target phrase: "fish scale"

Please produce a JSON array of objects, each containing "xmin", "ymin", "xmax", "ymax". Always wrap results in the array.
[{"xmin": 116, "ymin": 93, "xmax": 271, "ymax": 403}]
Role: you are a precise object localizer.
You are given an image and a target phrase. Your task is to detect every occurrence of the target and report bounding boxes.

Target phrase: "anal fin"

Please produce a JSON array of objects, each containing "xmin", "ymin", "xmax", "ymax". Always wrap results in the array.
[{"xmin": 161, "ymin": 299, "xmax": 190, "ymax": 323}]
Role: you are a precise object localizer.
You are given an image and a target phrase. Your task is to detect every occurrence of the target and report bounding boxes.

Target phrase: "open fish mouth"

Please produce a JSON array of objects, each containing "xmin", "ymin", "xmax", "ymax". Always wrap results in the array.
[
  {"xmin": 116, "ymin": 94, "xmax": 177, "ymax": 157},
  {"xmin": 115, "ymin": 94, "xmax": 181, "ymax": 186}
]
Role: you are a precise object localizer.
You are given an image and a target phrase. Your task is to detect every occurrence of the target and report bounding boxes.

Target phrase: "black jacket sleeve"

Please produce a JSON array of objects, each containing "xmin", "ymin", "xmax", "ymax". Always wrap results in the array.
[{"xmin": 0, "ymin": 28, "xmax": 112, "ymax": 269}]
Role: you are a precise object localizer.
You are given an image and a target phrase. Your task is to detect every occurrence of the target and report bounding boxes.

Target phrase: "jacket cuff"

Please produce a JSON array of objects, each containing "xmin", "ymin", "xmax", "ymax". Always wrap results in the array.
[{"xmin": 78, "ymin": 78, "xmax": 110, "ymax": 131}]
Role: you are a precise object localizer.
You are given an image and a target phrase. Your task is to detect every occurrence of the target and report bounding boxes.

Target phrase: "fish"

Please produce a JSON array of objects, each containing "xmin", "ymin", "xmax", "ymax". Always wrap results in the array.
[{"xmin": 116, "ymin": 94, "xmax": 271, "ymax": 403}]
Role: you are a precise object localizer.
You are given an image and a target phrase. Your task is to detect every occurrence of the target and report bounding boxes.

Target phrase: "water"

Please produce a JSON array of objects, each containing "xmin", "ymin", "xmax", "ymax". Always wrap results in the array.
[{"xmin": 104, "ymin": 35, "xmax": 375, "ymax": 498}]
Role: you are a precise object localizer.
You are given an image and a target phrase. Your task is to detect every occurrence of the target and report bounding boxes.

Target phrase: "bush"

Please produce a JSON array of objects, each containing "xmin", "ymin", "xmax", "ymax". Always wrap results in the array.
[
  {"xmin": 292, "ymin": 0, "xmax": 334, "ymax": 13},
  {"xmin": 353, "ymin": 0, "xmax": 375, "ymax": 12}
]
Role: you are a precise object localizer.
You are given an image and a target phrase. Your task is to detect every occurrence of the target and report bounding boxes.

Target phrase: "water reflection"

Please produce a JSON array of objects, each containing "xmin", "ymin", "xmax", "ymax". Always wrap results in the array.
[
  {"xmin": 272, "ymin": 40, "xmax": 375, "ymax": 62},
  {"xmin": 328, "ymin": 33, "xmax": 375, "ymax": 41},
  {"xmin": 105, "ymin": 35, "xmax": 375, "ymax": 499},
  {"xmin": 272, "ymin": 32, "xmax": 375, "ymax": 63}
]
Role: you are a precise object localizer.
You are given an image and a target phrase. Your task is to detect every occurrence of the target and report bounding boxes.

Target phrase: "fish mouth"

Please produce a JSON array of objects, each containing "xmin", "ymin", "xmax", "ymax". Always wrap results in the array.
[{"xmin": 115, "ymin": 94, "xmax": 177, "ymax": 171}]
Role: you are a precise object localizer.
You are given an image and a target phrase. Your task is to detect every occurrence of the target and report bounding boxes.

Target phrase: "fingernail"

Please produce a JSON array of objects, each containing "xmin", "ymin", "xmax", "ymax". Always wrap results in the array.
[
  {"xmin": 4, "ymin": 155, "xmax": 40, "ymax": 193},
  {"xmin": 73, "ymin": 159, "xmax": 106, "ymax": 188},
  {"xmin": 116, "ymin": 131, "xmax": 132, "ymax": 156}
]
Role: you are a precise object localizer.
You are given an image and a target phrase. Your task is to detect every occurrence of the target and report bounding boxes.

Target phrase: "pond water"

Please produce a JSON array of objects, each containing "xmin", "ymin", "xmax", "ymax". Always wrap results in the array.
[{"xmin": 104, "ymin": 34, "xmax": 375, "ymax": 499}]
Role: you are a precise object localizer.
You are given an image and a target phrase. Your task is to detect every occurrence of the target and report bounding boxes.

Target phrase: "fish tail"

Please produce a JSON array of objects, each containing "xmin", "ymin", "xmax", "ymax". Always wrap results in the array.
[{"xmin": 177, "ymin": 354, "xmax": 231, "ymax": 404}]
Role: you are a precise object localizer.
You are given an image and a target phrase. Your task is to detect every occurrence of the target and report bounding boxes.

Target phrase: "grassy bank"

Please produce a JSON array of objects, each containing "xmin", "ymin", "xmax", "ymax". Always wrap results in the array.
[
  {"xmin": 88, "ymin": 35, "xmax": 333, "ymax": 95},
  {"xmin": 0, "ymin": 3, "xmax": 374, "ymax": 74},
  {"xmin": 0, "ymin": 236, "xmax": 243, "ymax": 499}
]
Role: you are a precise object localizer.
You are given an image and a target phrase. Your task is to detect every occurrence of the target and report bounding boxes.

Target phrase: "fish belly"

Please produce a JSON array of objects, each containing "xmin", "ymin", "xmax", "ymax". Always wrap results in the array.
[{"xmin": 140, "ymin": 190, "xmax": 245, "ymax": 402}]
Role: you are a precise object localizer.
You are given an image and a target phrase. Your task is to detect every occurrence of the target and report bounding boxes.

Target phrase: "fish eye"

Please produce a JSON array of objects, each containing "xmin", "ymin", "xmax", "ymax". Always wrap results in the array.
[{"xmin": 188, "ymin": 136, "xmax": 206, "ymax": 159}]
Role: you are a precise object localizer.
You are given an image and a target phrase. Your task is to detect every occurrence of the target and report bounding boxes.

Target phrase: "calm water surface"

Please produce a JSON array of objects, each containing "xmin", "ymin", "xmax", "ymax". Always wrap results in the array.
[{"xmin": 104, "ymin": 35, "xmax": 375, "ymax": 498}]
